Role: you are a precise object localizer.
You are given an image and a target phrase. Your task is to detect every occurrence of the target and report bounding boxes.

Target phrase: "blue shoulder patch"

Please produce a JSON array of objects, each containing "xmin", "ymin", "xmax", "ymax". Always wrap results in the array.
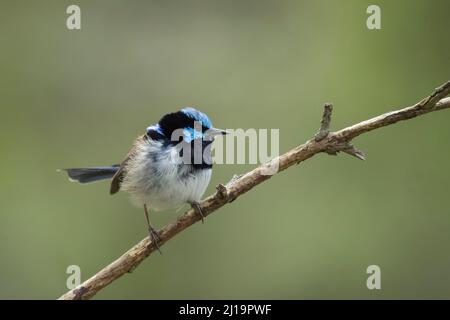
[{"xmin": 146, "ymin": 124, "xmax": 165, "ymax": 140}]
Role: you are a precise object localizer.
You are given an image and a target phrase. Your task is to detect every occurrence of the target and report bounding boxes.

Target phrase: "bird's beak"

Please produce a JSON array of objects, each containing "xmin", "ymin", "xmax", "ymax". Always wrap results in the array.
[{"xmin": 207, "ymin": 128, "xmax": 230, "ymax": 137}]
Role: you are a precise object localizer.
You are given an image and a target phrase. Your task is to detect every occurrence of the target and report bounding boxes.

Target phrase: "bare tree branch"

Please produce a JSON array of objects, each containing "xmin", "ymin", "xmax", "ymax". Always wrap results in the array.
[{"xmin": 58, "ymin": 81, "xmax": 450, "ymax": 300}]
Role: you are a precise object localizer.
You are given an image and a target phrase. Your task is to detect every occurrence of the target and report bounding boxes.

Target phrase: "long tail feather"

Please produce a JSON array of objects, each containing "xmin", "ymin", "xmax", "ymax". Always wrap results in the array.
[{"xmin": 61, "ymin": 165, "xmax": 120, "ymax": 184}]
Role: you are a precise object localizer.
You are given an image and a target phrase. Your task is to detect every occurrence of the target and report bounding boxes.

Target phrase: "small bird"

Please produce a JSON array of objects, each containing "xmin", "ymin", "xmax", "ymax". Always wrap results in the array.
[{"xmin": 62, "ymin": 107, "xmax": 228, "ymax": 252}]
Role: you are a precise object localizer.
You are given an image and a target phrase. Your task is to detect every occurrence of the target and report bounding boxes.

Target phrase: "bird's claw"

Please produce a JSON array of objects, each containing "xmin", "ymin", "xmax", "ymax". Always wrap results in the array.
[
  {"xmin": 191, "ymin": 202, "xmax": 205, "ymax": 223},
  {"xmin": 148, "ymin": 227, "xmax": 162, "ymax": 254}
]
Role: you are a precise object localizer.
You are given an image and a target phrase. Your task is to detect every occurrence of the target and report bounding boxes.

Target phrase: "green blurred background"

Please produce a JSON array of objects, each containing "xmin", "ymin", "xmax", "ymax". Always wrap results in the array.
[{"xmin": 0, "ymin": 0, "xmax": 449, "ymax": 299}]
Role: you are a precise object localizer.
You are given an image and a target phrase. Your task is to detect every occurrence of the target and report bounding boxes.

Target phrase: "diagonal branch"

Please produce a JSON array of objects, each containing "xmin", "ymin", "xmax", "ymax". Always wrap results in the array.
[{"xmin": 58, "ymin": 80, "xmax": 450, "ymax": 300}]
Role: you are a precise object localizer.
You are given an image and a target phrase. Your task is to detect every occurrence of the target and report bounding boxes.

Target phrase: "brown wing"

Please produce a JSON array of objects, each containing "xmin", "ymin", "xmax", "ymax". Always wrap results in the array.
[{"xmin": 110, "ymin": 135, "xmax": 146, "ymax": 195}]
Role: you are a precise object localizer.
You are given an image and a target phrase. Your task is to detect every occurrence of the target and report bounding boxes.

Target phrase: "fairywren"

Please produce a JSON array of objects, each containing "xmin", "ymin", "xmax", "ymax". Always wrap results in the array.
[{"xmin": 62, "ymin": 107, "xmax": 228, "ymax": 251}]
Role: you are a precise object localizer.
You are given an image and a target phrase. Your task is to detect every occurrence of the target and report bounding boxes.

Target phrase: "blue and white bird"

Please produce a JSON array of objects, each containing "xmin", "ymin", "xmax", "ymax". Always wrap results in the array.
[{"xmin": 62, "ymin": 108, "xmax": 228, "ymax": 251}]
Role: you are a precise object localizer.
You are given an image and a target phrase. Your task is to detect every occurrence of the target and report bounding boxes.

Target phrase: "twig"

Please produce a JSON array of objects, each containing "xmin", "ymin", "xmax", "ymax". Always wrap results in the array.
[
  {"xmin": 314, "ymin": 103, "xmax": 333, "ymax": 142},
  {"xmin": 58, "ymin": 81, "xmax": 450, "ymax": 300}
]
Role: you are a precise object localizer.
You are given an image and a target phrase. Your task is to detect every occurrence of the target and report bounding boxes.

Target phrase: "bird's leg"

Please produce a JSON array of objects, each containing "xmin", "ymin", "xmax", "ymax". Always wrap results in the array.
[
  {"xmin": 190, "ymin": 201, "xmax": 205, "ymax": 223},
  {"xmin": 144, "ymin": 204, "xmax": 162, "ymax": 254}
]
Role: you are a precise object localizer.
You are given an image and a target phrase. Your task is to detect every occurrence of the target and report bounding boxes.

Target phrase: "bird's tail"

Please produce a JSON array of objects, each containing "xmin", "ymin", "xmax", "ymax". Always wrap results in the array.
[{"xmin": 61, "ymin": 165, "xmax": 120, "ymax": 184}]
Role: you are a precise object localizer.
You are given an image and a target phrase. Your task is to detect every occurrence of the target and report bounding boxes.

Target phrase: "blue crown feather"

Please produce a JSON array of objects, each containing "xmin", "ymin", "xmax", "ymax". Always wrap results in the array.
[{"xmin": 181, "ymin": 107, "xmax": 212, "ymax": 129}]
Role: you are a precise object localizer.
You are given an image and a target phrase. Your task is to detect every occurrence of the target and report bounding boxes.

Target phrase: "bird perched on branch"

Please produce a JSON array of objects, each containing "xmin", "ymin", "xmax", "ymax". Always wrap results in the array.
[{"xmin": 61, "ymin": 108, "xmax": 228, "ymax": 252}]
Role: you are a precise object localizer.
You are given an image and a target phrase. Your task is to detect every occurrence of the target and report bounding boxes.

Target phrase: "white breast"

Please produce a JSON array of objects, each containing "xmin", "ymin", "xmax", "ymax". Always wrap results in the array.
[{"xmin": 120, "ymin": 139, "xmax": 212, "ymax": 211}]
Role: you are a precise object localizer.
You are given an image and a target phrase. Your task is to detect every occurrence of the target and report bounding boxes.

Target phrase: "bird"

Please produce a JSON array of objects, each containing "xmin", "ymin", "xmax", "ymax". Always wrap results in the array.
[{"xmin": 61, "ymin": 107, "xmax": 228, "ymax": 252}]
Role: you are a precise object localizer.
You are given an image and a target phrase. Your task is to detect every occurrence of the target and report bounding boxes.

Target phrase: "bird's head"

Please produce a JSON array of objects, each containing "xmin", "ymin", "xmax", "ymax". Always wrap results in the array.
[{"xmin": 146, "ymin": 107, "xmax": 228, "ymax": 144}]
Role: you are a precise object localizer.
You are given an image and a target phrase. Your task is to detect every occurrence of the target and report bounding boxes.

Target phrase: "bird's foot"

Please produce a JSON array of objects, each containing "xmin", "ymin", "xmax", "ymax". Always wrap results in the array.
[
  {"xmin": 148, "ymin": 227, "xmax": 162, "ymax": 255},
  {"xmin": 190, "ymin": 201, "xmax": 205, "ymax": 223}
]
